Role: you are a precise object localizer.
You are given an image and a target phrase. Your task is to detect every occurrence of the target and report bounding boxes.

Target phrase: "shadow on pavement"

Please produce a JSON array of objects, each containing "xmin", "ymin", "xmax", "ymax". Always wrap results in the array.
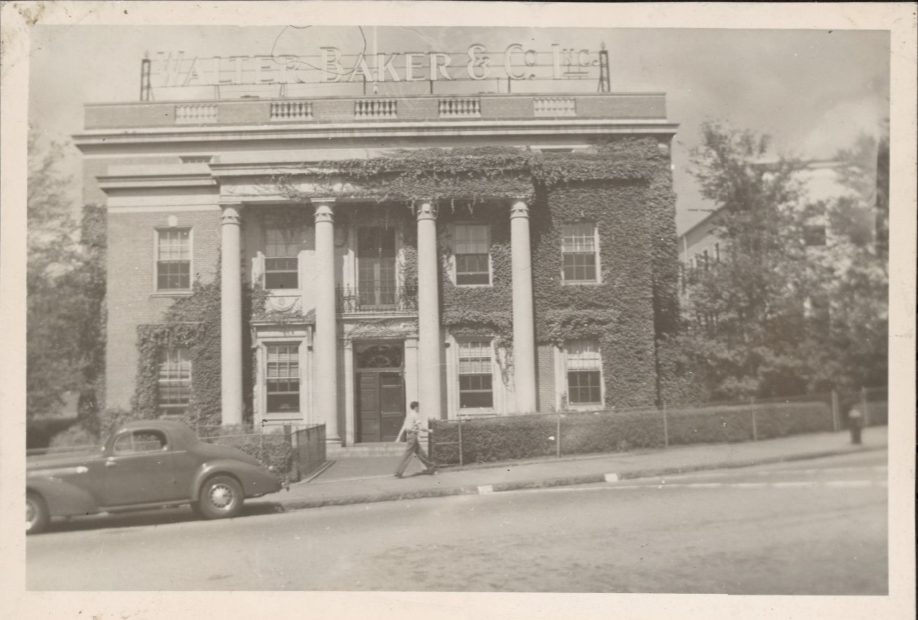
[{"xmin": 35, "ymin": 502, "xmax": 287, "ymax": 536}]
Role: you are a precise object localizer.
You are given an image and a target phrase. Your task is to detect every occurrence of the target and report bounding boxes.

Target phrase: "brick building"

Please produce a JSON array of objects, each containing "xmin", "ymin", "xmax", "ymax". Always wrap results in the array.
[{"xmin": 75, "ymin": 76, "xmax": 680, "ymax": 447}]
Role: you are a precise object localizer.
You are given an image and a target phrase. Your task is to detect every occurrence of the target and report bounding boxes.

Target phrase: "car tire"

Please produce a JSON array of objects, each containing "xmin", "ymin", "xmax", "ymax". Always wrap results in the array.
[
  {"xmin": 197, "ymin": 475, "xmax": 244, "ymax": 520},
  {"xmin": 27, "ymin": 492, "xmax": 49, "ymax": 535}
]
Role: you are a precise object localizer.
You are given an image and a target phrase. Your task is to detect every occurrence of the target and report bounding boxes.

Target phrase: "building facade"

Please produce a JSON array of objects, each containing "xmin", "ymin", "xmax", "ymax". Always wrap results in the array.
[{"xmin": 75, "ymin": 90, "xmax": 680, "ymax": 445}]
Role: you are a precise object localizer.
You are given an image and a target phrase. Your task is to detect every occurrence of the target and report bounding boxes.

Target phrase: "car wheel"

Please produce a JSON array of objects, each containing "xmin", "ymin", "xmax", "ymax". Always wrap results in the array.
[
  {"xmin": 198, "ymin": 475, "xmax": 244, "ymax": 520},
  {"xmin": 27, "ymin": 493, "xmax": 49, "ymax": 535}
]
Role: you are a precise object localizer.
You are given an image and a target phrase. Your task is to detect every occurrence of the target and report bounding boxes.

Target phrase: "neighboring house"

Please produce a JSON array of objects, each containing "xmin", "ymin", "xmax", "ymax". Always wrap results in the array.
[
  {"xmin": 677, "ymin": 159, "xmax": 875, "ymax": 294},
  {"xmin": 74, "ymin": 73, "xmax": 680, "ymax": 450}
]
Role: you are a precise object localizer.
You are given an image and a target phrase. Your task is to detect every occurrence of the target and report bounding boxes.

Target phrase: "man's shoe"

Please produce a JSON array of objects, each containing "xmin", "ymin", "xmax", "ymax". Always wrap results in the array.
[
  {"xmin": 424, "ymin": 467, "xmax": 438, "ymax": 476},
  {"xmin": 394, "ymin": 473, "xmax": 403, "ymax": 479}
]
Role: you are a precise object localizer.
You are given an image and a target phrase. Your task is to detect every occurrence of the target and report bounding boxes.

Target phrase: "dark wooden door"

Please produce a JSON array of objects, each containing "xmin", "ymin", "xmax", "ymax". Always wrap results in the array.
[{"xmin": 357, "ymin": 371, "xmax": 405, "ymax": 442}]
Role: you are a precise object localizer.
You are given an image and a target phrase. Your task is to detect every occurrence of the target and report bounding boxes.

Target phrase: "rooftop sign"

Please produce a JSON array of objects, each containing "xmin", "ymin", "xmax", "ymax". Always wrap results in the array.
[{"xmin": 145, "ymin": 44, "xmax": 610, "ymax": 97}]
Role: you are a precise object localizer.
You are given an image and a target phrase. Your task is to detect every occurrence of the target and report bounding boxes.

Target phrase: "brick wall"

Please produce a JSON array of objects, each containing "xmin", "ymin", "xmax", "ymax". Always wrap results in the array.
[{"xmin": 106, "ymin": 209, "xmax": 221, "ymax": 409}]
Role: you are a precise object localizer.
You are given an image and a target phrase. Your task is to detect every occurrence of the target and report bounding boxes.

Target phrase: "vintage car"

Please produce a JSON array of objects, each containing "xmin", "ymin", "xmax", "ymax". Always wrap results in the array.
[{"xmin": 26, "ymin": 420, "xmax": 283, "ymax": 534}]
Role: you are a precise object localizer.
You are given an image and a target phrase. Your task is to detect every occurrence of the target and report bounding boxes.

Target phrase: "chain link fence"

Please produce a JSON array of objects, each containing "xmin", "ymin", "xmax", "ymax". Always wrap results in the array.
[
  {"xmin": 430, "ymin": 388, "xmax": 887, "ymax": 467},
  {"xmin": 193, "ymin": 422, "xmax": 327, "ymax": 482}
]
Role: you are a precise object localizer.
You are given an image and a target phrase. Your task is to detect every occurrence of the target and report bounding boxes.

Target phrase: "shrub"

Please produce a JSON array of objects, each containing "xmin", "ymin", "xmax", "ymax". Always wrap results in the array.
[
  {"xmin": 560, "ymin": 410, "xmax": 665, "ymax": 456},
  {"xmin": 753, "ymin": 401, "xmax": 834, "ymax": 438},
  {"xmin": 99, "ymin": 408, "xmax": 138, "ymax": 439},
  {"xmin": 206, "ymin": 427, "xmax": 295, "ymax": 479},
  {"xmin": 865, "ymin": 401, "xmax": 888, "ymax": 426},
  {"xmin": 666, "ymin": 408, "xmax": 754, "ymax": 445},
  {"xmin": 431, "ymin": 400, "xmax": 836, "ymax": 466},
  {"xmin": 49, "ymin": 425, "xmax": 101, "ymax": 449}
]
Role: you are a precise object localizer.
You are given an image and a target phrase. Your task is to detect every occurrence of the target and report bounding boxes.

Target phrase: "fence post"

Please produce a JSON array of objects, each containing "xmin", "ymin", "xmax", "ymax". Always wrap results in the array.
[
  {"xmin": 556, "ymin": 414, "xmax": 561, "ymax": 458},
  {"xmin": 831, "ymin": 390, "xmax": 840, "ymax": 432},
  {"xmin": 861, "ymin": 387, "xmax": 870, "ymax": 428},
  {"xmin": 751, "ymin": 397, "xmax": 758, "ymax": 442},
  {"xmin": 458, "ymin": 417, "xmax": 464, "ymax": 467},
  {"xmin": 662, "ymin": 403, "xmax": 669, "ymax": 448}
]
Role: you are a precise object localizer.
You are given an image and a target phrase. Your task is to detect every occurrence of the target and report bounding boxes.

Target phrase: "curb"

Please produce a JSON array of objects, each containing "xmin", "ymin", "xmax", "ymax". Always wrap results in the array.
[{"xmin": 265, "ymin": 444, "xmax": 884, "ymax": 513}]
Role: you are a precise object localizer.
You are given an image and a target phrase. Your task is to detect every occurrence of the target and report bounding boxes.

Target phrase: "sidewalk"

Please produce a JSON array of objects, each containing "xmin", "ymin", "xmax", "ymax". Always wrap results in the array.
[{"xmin": 252, "ymin": 426, "xmax": 888, "ymax": 512}]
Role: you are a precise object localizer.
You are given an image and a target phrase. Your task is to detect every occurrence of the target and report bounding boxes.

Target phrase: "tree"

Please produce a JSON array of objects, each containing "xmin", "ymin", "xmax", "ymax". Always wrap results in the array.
[
  {"xmin": 802, "ymin": 127, "xmax": 889, "ymax": 392},
  {"xmin": 681, "ymin": 123, "xmax": 814, "ymax": 399},
  {"xmin": 27, "ymin": 133, "xmax": 106, "ymax": 422},
  {"xmin": 681, "ymin": 121, "xmax": 889, "ymax": 400}
]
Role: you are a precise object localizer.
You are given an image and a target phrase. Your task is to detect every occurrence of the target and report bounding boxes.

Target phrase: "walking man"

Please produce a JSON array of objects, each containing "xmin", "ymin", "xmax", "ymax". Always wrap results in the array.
[{"xmin": 394, "ymin": 401, "xmax": 437, "ymax": 478}]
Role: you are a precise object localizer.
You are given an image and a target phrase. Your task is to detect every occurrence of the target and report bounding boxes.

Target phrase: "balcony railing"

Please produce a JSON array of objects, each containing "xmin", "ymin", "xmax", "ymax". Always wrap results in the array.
[
  {"xmin": 336, "ymin": 284, "xmax": 418, "ymax": 314},
  {"xmin": 175, "ymin": 104, "xmax": 218, "ymax": 124},
  {"xmin": 355, "ymin": 99, "xmax": 398, "ymax": 119}
]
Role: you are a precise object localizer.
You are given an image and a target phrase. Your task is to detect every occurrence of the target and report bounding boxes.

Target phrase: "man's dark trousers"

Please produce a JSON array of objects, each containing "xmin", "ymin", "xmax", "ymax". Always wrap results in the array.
[{"xmin": 396, "ymin": 431, "xmax": 435, "ymax": 476}]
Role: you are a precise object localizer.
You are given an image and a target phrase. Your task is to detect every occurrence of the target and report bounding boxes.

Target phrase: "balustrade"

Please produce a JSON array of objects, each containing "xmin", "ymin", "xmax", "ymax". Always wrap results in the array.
[
  {"xmin": 354, "ymin": 99, "xmax": 398, "ymax": 119},
  {"xmin": 336, "ymin": 284, "xmax": 418, "ymax": 314},
  {"xmin": 438, "ymin": 98, "xmax": 482, "ymax": 118},
  {"xmin": 533, "ymin": 97, "xmax": 577, "ymax": 117},
  {"xmin": 175, "ymin": 104, "xmax": 218, "ymax": 124},
  {"xmin": 270, "ymin": 101, "xmax": 313, "ymax": 121}
]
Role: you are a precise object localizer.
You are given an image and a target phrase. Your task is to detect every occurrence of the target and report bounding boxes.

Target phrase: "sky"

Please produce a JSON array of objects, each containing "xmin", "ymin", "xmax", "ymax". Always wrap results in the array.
[{"xmin": 28, "ymin": 24, "xmax": 889, "ymax": 234}]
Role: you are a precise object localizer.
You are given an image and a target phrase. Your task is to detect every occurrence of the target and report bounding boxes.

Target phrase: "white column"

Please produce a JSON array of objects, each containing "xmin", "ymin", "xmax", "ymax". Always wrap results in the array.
[
  {"xmin": 417, "ymin": 203, "xmax": 442, "ymax": 421},
  {"xmin": 343, "ymin": 341, "xmax": 355, "ymax": 446},
  {"xmin": 313, "ymin": 201, "xmax": 339, "ymax": 441},
  {"xmin": 220, "ymin": 204, "xmax": 244, "ymax": 426},
  {"xmin": 511, "ymin": 200, "xmax": 537, "ymax": 414},
  {"xmin": 404, "ymin": 336, "xmax": 419, "ymax": 412}
]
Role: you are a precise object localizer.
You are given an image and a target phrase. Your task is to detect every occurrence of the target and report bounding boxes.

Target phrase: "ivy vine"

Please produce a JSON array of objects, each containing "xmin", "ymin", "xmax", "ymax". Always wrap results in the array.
[{"xmin": 128, "ymin": 138, "xmax": 682, "ymax": 423}]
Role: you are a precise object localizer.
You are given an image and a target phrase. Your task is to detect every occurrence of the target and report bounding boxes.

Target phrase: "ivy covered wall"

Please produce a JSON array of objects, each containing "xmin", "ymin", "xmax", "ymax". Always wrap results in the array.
[{"xmin": 123, "ymin": 137, "xmax": 681, "ymax": 425}]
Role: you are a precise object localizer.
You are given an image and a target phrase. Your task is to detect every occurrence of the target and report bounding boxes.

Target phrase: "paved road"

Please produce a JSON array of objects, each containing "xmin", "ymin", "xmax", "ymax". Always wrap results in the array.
[{"xmin": 27, "ymin": 451, "xmax": 887, "ymax": 593}]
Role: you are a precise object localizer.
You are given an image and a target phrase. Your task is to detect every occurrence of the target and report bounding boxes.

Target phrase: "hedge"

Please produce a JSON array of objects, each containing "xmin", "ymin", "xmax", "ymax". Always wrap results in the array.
[
  {"xmin": 430, "ymin": 400, "xmax": 835, "ymax": 466},
  {"xmin": 203, "ymin": 427, "xmax": 296, "ymax": 480}
]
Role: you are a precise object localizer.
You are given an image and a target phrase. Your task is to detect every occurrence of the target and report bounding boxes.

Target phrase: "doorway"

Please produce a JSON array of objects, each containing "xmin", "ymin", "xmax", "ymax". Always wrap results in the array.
[{"xmin": 355, "ymin": 342, "xmax": 405, "ymax": 443}]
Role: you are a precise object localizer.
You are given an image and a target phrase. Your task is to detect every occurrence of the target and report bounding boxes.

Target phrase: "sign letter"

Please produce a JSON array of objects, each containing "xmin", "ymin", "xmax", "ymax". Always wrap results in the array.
[
  {"xmin": 429, "ymin": 52, "xmax": 452, "ymax": 80},
  {"xmin": 348, "ymin": 53, "xmax": 374, "ymax": 83},
  {"xmin": 466, "ymin": 44, "xmax": 491, "ymax": 80},
  {"xmin": 405, "ymin": 53, "xmax": 424, "ymax": 82},
  {"xmin": 504, "ymin": 44, "xmax": 525, "ymax": 80},
  {"xmin": 321, "ymin": 47, "xmax": 344, "ymax": 83},
  {"xmin": 377, "ymin": 54, "xmax": 401, "ymax": 82},
  {"xmin": 158, "ymin": 52, "xmax": 185, "ymax": 88}
]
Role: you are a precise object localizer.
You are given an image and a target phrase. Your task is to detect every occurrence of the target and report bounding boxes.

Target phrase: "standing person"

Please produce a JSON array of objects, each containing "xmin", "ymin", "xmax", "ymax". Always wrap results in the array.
[{"xmin": 393, "ymin": 401, "xmax": 437, "ymax": 478}]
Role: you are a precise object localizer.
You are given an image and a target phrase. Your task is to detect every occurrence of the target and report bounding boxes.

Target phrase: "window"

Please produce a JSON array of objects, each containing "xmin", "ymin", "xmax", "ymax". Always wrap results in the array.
[
  {"xmin": 156, "ymin": 229, "xmax": 191, "ymax": 291},
  {"xmin": 458, "ymin": 340, "xmax": 493, "ymax": 409},
  {"xmin": 714, "ymin": 242, "xmax": 721, "ymax": 263},
  {"xmin": 266, "ymin": 344, "xmax": 300, "ymax": 414},
  {"xmin": 702, "ymin": 249, "xmax": 710, "ymax": 271},
  {"xmin": 265, "ymin": 227, "xmax": 301, "ymax": 290},
  {"xmin": 157, "ymin": 348, "xmax": 191, "ymax": 414},
  {"xmin": 357, "ymin": 227, "xmax": 397, "ymax": 307},
  {"xmin": 566, "ymin": 339, "xmax": 602, "ymax": 405},
  {"xmin": 804, "ymin": 225, "xmax": 827, "ymax": 247},
  {"xmin": 561, "ymin": 223, "xmax": 598, "ymax": 282},
  {"xmin": 113, "ymin": 431, "xmax": 168, "ymax": 455},
  {"xmin": 454, "ymin": 224, "xmax": 491, "ymax": 285}
]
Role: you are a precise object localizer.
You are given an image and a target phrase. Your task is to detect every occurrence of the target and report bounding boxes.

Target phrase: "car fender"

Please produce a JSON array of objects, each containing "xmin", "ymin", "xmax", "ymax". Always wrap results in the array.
[
  {"xmin": 189, "ymin": 460, "xmax": 282, "ymax": 500},
  {"xmin": 27, "ymin": 473, "xmax": 100, "ymax": 517}
]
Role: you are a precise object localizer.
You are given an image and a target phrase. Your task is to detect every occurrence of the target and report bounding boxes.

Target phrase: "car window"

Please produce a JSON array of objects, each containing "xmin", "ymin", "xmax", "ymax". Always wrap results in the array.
[{"xmin": 112, "ymin": 431, "xmax": 168, "ymax": 455}]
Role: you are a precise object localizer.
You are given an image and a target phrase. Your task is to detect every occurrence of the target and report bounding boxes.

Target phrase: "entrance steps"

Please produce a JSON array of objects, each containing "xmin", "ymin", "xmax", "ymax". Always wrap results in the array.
[{"xmin": 327, "ymin": 442, "xmax": 406, "ymax": 459}]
